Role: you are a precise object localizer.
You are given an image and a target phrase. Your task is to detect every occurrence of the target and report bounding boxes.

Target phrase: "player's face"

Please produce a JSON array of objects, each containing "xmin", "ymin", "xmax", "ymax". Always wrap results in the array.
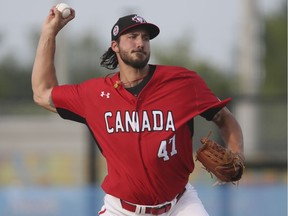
[{"xmin": 118, "ymin": 28, "xmax": 151, "ymax": 69}]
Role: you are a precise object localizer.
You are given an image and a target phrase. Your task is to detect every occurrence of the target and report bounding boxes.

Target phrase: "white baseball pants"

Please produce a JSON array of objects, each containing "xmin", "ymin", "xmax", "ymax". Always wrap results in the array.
[{"xmin": 98, "ymin": 183, "xmax": 209, "ymax": 216}]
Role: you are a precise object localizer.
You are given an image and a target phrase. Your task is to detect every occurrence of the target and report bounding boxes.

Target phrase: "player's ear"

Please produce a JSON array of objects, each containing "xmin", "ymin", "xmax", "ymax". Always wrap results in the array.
[{"xmin": 111, "ymin": 41, "xmax": 119, "ymax": 53}]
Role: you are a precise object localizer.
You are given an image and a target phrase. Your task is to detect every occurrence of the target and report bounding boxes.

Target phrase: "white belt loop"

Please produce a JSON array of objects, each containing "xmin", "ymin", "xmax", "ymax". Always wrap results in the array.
[
  {"xmin": 135, "ymin": 205, "xmax": 146, "ymax": 214},
  {"xmin": 170, "ymin": 197, "xmax": 177, "ymax": 208}
]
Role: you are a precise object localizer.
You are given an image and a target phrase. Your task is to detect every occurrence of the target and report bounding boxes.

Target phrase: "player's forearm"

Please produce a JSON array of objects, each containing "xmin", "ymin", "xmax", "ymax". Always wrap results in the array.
[
  {"xmin": 32, "ymin": 32, "xmax": 58, "ymax": 112},
  {"xmin": 212, "ymin": 108, "xmax": 244, "ymax": 155}
]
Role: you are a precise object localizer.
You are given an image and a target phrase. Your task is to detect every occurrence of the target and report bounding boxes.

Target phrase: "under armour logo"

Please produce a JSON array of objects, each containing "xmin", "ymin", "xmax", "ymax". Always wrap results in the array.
[{"xmin": 100, "ymin": 91, "xmax": 110, "ymax": 98}]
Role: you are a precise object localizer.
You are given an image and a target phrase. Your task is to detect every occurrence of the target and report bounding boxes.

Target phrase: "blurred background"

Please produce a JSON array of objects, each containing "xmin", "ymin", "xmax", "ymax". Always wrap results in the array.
[{"xmin": 0, "ymin": 0, "xmax": 286, "ymax": 215}]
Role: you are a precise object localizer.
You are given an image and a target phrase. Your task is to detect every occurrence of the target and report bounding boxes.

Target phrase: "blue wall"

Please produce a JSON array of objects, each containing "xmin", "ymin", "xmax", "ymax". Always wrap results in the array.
[{"xmin": 0, "ymin": 184, "xmax": 286, "ymax": 216}]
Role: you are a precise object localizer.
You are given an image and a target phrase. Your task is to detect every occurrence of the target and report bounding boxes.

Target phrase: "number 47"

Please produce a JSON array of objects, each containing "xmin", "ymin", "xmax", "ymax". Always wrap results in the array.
[{"xmin": 158, "ymin": 135, "xmax": 177, "ymax": 161}]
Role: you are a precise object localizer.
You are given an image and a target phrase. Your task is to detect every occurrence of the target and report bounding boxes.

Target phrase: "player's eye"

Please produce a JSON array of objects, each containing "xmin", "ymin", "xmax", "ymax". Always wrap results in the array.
[
  {"xmin": 142, "ymin": 35, "xmax": 150, "ymax": 41},
  {"xmin": 128, "ymin": 33, "xmax": 137, "ymax": 39}
]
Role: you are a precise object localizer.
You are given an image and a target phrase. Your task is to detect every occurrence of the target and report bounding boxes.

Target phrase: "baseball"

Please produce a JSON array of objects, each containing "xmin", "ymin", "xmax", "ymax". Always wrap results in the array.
[{"xmin": 56, "ymin": 3, "xmax": 71, "ymax": 18}]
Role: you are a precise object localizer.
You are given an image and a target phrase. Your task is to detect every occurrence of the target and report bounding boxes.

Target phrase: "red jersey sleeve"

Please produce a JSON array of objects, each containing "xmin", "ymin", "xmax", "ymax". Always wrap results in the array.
[
  {"xmin": 152, "ymin": 66, "xmax": 231, "ymax": 124},
  {"xmin": 190, "ymin": 72, "xmax": 231, "ymax": 114},
  {"xmin": 51, "ymin": 84, "xmax": 86, "ymax": 123}
]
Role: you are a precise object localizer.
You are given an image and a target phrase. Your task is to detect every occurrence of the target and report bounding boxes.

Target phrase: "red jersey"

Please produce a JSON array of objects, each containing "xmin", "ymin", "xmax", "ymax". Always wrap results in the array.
[{"xmin": 51, "ymin": 65, "xmax": 231, "ymax": 205}]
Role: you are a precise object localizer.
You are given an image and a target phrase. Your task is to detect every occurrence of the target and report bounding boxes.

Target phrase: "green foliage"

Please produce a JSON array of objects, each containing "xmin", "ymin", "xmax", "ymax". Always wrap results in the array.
[
  {"xmin": 67, "ymin": 34, "xmax": 107, "ymax": 83},
  {"xmin": 0, "ymin": 56, "xmax": 32, "ymax": 100},
  {"xmin": 153, "ymin": 36, "xmax": 232, "ymax": 96},
  {"xmin": 0, "ymin": 4, "xmax": 286, "ymax": 114},
  {"xmin": 261, "ymin": 2, "xmax": 287, "ymax": 96}
]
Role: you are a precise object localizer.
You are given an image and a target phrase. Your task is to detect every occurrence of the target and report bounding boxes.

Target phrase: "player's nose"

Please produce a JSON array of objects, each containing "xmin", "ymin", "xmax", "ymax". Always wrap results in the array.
[{"xmin": 135, "ymin": 38, "xmax": 145, "ymax": 48}]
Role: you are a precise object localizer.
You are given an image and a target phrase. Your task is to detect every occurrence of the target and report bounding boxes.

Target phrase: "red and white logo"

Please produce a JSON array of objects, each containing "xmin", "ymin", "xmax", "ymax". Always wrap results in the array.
[
  {"xmin": 132, "ymin": 15, "xmax": 147, "ymax": 23},
  {"xmin": 100, "ymin": 91, "xmax": 110, "ymax": 98},
  {"xmin": 113, "ymin": 25, "xmax": 119, "ymax": 37}
]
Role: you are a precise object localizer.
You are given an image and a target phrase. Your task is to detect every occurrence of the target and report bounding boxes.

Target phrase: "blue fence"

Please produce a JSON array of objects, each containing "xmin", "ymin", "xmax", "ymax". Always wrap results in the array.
[{"xmin": 0, "ymin": 183, "xmax": 286, "ymax": 216}]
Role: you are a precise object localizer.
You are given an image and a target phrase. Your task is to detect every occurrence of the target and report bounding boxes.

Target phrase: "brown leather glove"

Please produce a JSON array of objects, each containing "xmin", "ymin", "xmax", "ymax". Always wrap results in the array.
[{"xmin": 196, "ymin": 133, "xmax": 245, "ymax": 184}]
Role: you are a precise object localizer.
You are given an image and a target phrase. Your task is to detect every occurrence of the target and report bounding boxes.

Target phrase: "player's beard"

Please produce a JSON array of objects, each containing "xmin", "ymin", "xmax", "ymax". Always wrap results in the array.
[{"xmin": 119, "ymin": 48, "xmax": 150, "ymax": 69}]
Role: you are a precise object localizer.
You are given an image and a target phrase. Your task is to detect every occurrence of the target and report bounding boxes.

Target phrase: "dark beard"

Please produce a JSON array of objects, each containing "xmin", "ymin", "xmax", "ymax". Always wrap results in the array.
[{"xmin": 119, "ymin": 50, "xmax": 150, "ymax": 69}]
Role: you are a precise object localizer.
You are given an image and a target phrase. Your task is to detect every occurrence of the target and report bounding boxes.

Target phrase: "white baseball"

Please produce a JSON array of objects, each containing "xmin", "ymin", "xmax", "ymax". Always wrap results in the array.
[{"xmin": 56, "ymin": 3, "xmax": 71, "ymax": 18}]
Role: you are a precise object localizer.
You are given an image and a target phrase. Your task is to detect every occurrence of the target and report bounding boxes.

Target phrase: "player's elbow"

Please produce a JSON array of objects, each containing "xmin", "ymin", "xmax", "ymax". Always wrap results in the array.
[
  {"xmin": 33, "ymin": 93, "xmax": 44, "ymax": 106},
  {"xmin": 32, "ymin": 89, "xmax": 56, "ymax": 112},
  {"xmin": 212, "ymin": 107, "xmax": 232, "ymax": 127}
]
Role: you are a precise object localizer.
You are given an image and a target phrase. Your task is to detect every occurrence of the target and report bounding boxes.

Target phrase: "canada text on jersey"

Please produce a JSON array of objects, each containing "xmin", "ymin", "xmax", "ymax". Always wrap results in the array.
[{"xmin": 104, "ymin": 110, "xmax": 176, "ymax": 133}]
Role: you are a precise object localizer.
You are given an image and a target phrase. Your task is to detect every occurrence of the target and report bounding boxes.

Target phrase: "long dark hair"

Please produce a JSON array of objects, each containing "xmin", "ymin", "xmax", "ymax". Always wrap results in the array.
[
  {"xmin": 100, "ymin": 38, "xmax": 121, "ymax": 70},
  {"xmin": 100, "ymin": 47, "xmax": 118, "ymax": 70}
]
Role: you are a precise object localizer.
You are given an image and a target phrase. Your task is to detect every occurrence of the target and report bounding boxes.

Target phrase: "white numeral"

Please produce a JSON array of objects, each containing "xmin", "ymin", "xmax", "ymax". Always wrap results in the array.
[
  {"xmin": 158, "ymin": 135, "xmax": 177, "ymax": 161},
  {"xmin": 158, "ymin": 141, "xmax": 169, "ymax": 161}
]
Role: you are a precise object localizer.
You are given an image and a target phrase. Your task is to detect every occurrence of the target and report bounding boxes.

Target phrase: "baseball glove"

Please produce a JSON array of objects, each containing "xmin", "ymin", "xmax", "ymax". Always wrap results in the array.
[{"xmin": 196, "ymin": 132, "xmax": 245, "ymax": 185}]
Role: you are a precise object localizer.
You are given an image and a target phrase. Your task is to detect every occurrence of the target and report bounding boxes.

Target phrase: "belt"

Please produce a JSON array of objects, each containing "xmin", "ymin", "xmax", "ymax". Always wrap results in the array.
[{"xmin": 120, "ymin": 188, "xmax": 186, "ymax": 215}]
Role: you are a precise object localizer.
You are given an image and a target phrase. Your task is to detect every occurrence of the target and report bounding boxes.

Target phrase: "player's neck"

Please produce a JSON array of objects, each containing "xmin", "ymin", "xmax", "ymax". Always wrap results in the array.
[{"xmin": 119, "ymin": 65, "xmax": 150, "ymax": 88}]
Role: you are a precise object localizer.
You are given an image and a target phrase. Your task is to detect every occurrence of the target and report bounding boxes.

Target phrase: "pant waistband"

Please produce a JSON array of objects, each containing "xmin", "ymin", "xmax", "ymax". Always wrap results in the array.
[{"xmin": 120, "ymin": 188, "xmax": 186, "ymax": 215}]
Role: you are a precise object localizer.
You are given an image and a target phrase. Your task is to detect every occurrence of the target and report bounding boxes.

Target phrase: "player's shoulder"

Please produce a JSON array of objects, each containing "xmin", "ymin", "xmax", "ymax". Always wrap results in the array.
[
  {"xmin": 155, "ymin": 64, "xmax": 188, "ymax": 71},
  {"xmin": 75, "ymin": 77, "xmax": 108, "ymax": 93},
  {"xmin": 154, "ymin": 64, "xmax": 199, "ymax": 78},
  {"xmin": 79, "ymin": 76, "xmax": 106, "ymax": 86}
]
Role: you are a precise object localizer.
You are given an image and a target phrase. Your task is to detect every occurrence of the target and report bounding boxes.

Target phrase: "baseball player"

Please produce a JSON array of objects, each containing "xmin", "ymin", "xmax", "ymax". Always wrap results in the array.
[{"xmin": 32, "ymin": 5, "xmax": 244, "ymax": 216}]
